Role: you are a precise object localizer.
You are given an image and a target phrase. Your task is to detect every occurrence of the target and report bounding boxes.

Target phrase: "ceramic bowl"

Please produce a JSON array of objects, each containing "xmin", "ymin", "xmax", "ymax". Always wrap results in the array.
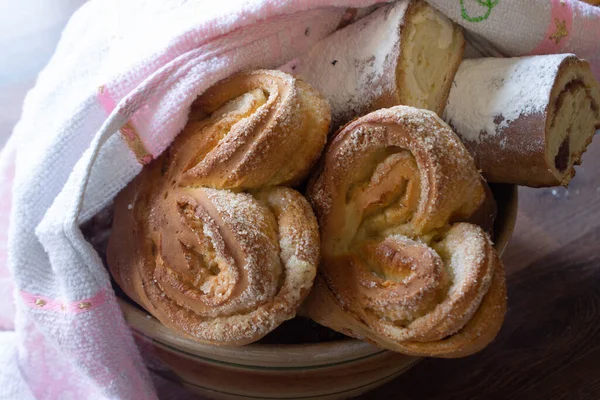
[{"xmin": 118, "ymin": 183, "xmax": 518, "ymax": 400}]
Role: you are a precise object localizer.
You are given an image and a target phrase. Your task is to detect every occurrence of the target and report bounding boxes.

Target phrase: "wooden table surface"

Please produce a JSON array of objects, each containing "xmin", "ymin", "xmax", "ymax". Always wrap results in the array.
[{"xmin": 358, "ymin": 136, "xmax": 600, "ymax": 400}]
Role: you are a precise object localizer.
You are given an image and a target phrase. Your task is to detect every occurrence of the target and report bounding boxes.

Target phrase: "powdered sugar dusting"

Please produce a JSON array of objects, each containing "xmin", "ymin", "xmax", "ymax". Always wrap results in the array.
[
  {"xmin": 445, "ymin": 54, "xmax": 569, "ymax": 142},
  {"xmin": 307, "ymin": 107, "xmax": 504, "ymax": 350},
  {"xmin": 260, "ymin": 187, "xmax": 319, "ymax": 295},
  {"xmin": 295, "ymin": 2, "xmax": 410, "ymax": 126},
  {"xmin": 111, "ymin": 70, "xmax": 324, "ymax": 345},
  {"xmin": 201, "ymin": 188, "xmax": 280, "ymax": 310},
  {"xmin": 310, "ymin": 106, "xmax": 476, "ymax": 223}
]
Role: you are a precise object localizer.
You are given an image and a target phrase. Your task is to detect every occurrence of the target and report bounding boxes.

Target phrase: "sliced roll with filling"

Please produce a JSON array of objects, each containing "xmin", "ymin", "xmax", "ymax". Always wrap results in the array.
[
  {"xmin": 445, "ymin": 54, "xmax": 600, "ymax": 187},
  {"xmin": 285, "ymin": 0, "xmax": 465, "ymax": 128}
]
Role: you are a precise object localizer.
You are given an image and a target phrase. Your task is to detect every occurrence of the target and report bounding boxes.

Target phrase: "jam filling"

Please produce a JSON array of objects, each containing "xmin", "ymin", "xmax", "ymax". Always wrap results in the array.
[{"xmin": 554, "ymin": 137, "xmax": 570, "ymax": 172}]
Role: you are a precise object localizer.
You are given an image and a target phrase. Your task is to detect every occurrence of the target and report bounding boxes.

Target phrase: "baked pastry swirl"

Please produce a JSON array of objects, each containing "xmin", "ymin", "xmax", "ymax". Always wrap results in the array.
[
  {"xmin": 107, "ymin": 70, "xmax": 330, "ymax": 345},
  {"xmin": 305, "ymin": 106, "xmax": 506, "ymax": 357}
]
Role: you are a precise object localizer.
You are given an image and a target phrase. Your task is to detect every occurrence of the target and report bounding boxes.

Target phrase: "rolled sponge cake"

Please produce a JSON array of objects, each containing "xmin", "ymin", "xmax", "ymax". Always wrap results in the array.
[
  {"xmin": 288, "ymin": 0, "xmax": 465, "ymax": 128},
  {"xmin": 444, "ymin": 54, "xmax": 600, "ymax": 187}
]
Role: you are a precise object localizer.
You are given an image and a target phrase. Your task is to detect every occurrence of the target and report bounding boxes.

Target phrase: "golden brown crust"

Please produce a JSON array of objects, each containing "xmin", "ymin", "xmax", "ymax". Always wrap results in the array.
[
  {"xmin": 183, "ymin": 70, "xmax": 330, "ymax": 189},
  {"xmin": 107, "ymin": 70, "xmax": 328, "ymax": 346},
  {"xmin": 305, "ymin": 106, "xmax": 506, "ymax": 358}
]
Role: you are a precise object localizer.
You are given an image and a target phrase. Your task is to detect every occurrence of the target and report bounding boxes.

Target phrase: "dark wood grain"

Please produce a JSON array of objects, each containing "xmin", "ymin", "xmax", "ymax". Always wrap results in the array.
[{"xmin": 360, "ymin": 136, "xmax": 600, "ymax": 400}]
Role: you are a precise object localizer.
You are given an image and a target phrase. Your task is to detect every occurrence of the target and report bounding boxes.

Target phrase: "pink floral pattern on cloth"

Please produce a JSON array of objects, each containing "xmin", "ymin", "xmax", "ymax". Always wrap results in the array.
[
  {"xmin": 429, "ymin": 0, "xmax": 600, "ymax": 80},
  {"xmin": 528, "ymin": 0, "xmax": 600, "ymax": 78},
  {"xmin": 530, "ymin": 0, "xmax": 573, "ymax": 55}
]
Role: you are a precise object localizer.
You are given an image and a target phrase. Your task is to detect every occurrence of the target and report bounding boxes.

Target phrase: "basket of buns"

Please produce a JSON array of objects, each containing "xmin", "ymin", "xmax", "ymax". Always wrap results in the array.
[{"xmin": 87, "ymin": 1, "xmax": 600, "ymax": 399}]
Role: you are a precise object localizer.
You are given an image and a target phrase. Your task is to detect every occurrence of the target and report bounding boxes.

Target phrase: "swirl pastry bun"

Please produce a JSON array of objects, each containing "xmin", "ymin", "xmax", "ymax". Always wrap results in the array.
[
  {"xmin": 107, "ymin": 70, "xmax": 330, "ymax": 346},
  {"xmin": 305, "ymin": 106, "xmax": 506, "ymax": 358}
]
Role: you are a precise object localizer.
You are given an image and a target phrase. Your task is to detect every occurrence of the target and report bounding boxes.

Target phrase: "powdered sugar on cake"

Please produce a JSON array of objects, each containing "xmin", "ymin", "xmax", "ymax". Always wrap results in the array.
[
  {"xmin": 294, "ymin": 2, "xmax": 410, "ymax": 125},
  {"xmin": 445, "ymin": 54, "xmax": 570, "ymax": 142}
]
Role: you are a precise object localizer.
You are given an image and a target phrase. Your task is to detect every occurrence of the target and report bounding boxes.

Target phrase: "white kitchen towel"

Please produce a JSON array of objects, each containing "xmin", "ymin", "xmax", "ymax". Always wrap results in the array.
[{"xmin": 428, "ymin": 0, "xmax": 600, "ymax": 77}]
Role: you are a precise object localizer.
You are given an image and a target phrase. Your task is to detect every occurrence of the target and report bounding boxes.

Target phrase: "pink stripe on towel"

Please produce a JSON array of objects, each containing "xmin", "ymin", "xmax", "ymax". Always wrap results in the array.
[{"xmin": 21, "ymin": 288, "xmax": 110, "ymax": 314}]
